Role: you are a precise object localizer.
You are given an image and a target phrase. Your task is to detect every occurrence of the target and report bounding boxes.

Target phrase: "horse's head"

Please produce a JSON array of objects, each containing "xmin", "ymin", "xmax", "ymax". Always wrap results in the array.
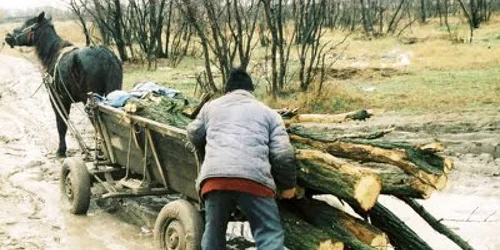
[{"xmin": 5, "ymin": 12, "xmax": 52, "ymax": 48}]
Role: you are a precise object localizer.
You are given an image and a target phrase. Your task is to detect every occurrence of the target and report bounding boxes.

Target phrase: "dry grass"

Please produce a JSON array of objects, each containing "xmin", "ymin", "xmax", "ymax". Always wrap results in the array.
[{"xmin": 1, "ymin": 16, "xmax": 499, "ymax": 114}]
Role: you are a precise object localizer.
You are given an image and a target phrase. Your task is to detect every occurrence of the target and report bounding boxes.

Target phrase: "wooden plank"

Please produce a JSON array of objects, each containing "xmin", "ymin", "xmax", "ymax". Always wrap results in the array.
[{"xmin": 97, "ymin": 103, "xmax": 187, "ymax": 139}]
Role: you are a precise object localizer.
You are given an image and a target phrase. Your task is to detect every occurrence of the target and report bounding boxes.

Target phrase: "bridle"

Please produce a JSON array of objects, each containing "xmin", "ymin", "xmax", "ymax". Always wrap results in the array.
[{"xmin": 7, "ymin": 18, "xmax": 51, "ymax": 47}]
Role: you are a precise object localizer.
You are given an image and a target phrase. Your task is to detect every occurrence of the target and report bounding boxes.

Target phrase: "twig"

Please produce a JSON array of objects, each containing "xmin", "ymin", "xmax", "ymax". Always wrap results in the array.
[
  {"xmin": 466, "ymin": 206, "xmax": 479, "ymax": 221},
  {"xmin": 483, "ymin": 211, "xmax": 497, "ymax": 222}
]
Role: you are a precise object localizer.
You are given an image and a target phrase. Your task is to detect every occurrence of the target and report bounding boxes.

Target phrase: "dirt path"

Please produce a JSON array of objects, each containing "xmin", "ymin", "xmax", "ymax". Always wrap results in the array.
[
  {"xmin": 0, "ymin": 55, "xmax": 155, "ymax": 250},
  {"xmin": 0, "ymin": 54, "xmax": 498, "ymax": 250}
]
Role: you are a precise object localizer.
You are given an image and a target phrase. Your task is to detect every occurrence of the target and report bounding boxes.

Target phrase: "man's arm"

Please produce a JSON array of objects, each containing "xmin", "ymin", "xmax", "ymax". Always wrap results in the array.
[
  {"xmin": 186, "ymin": 104, "xmax": 208, "ymax": 150},
  {"xmin": 269, "ymin": 113, "xmax": 297, "ymax": 193}
]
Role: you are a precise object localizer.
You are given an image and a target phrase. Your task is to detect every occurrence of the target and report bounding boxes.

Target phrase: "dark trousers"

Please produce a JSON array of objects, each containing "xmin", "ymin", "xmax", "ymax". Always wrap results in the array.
[{"xmin": 202, "ymin": 191, "xmax": 284, "ymax": 250}]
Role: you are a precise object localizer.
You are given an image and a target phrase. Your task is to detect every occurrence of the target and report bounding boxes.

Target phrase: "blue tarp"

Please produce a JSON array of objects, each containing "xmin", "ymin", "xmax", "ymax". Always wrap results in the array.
[{"xmin": 97, "ymin": 82, "xmax": 182, "ymax": 108}]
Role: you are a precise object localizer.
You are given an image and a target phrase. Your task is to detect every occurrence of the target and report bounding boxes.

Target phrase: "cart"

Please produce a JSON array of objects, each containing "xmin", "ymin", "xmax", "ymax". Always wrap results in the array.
[{"xmin": 60, "ymin": 96, "xmax": 204, "ymax": 250}]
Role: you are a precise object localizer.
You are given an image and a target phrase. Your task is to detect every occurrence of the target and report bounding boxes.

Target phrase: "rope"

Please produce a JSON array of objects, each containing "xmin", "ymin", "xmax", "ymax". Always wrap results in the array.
[
  {"xmin": 43, "ymin": 76, "xmax": 90, "ymax": 158},
  {"xmin": 52, "ymin": 46, "xmax": 87, "ymax": 116}
]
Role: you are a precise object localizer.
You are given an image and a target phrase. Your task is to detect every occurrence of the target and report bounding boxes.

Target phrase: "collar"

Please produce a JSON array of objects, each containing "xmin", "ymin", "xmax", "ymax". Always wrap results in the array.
[{"xmin": 228, "ymin": 89, "xmax": 255, "ymax": 98}]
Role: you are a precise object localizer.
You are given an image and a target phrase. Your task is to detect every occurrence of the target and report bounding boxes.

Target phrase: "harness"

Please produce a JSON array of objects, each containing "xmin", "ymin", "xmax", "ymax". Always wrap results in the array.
[
  {"xmin": 43, "ymin": 46, "xmax": 78, "ymax": 95},
  {"xmin": 43, "ymin": 46, "xmax": 90, "ymax": 159}
]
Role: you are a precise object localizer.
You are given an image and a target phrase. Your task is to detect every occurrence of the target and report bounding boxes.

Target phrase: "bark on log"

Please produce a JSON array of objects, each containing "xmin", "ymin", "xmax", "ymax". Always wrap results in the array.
[
  {"xmin": 350, "ymin": 202, "xmax": 433, "ymax": 250},
  {"xmin": 378, "ymin": 172, "xmax": 434, "ymax": 199},
  {"xmin": 296, "ymin": 150, "xmax": 381, "ymax": 211},
  {"xmin": 288, "ymin": 125, "xmax": 394, "ymax": 141},
  {"xmin": 283, "ymin": 198, "xmax": 389, "ymax": 250},
  {"xmin": 399, "ymin": 197, "xmax": 476, "ymax": 250},
  {"xmin": 285, "ymin": 109, "xmax": 373, "ymax": 125},
  {"xmin": 281, "ymin": 208, "xmax": 345, "ymax": 250},
  {"xmin": 291, "ymin": 135, "xmax": 448, "ymax": 190}
]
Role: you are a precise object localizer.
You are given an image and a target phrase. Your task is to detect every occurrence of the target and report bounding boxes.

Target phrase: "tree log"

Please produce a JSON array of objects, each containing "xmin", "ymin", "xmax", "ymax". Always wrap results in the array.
[
  {"xmin": 350, "ymin": 202, "xmax": 433, "ymax": 250},
  {"xmin": 378, "ymin": 172, "xmax": 434, "ymax": 199},
  {"xmin": 296, "ymin": 150, "xmax": 381, "ymax": 211},
  {"xmin": 288, "ymin": 125, "xmax": 394, "ymax": 141},
  {"xmin": 291, "ymin": 135, "xmax": 447, "ymax": 190},
  {"xmin": 399, "ymin": 197, "xmax": 476, "ymax": 250},
  {"xmin": 283, "ymin": 198, "xmax": 389, "ymax": 250},
  {"xmin": 281, "ymin": 208, "xmax": 345, "ymax": 250},
  {"xmin": 285, "ymin": 109, "xmax": 373, "ymax": 125}
]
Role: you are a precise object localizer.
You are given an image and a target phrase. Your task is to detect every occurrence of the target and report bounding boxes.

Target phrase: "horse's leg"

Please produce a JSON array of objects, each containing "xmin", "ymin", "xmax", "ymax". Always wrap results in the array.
[{"xmin": 50, "ymin": 99, "xmax": 71, "ymax": 158}]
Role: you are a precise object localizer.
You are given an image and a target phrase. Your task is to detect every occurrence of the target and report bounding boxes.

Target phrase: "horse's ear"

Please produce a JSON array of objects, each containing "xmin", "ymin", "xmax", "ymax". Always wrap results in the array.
[
  {"xmin": 37, "ymin": 12, "xmax": 45, "ymax": 23},
  {"xmin": 47, "ymin": 15, "xmax": 53, "ymax": 22}
]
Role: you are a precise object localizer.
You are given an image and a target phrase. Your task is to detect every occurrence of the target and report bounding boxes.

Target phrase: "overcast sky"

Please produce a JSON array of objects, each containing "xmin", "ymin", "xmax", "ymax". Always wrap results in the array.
[{"xmin": 0, "ymin": 0, "xmax": 59, "ymax": 10}]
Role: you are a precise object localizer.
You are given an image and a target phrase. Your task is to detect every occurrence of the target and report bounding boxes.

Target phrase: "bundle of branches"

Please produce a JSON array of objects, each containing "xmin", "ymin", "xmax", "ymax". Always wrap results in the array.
[
  {"xmin": 123, "ymin": 93, "xmax": 199, "ymax": 128},
  {"xmin": 124, "ymin": 99, "xmax": 467, "ymax": 250}
]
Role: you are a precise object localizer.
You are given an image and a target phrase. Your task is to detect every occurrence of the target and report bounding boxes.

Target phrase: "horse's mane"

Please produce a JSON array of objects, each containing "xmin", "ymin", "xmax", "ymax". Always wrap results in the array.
[{"xmin": 34, "ymin": 21, "xmax": 73, "ymax": 74}]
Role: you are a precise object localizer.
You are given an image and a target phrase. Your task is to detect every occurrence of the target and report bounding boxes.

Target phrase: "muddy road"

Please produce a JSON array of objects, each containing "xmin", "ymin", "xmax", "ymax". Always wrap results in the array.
[
  {"xmin": 0, "ymin": 55, "xmax": 155, "ymax": 250},
  {"xmin": 0, "ymin": 54, "xmax": 499, "ymax": 250}
]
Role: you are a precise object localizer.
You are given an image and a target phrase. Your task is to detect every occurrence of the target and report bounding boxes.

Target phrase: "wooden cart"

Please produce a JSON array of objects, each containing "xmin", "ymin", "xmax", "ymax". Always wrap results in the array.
[{"xmin": 60, "ymin": 96, "xmax": 203, "ymax": 250}]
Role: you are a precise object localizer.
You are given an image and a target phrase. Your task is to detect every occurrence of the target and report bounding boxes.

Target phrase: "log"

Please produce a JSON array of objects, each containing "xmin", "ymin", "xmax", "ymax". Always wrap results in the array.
[
  {"xmin": 288, "ymin": 125, "xmax": 394, "ymax": 141},
  {"xmin": 291, "ymin": 135, "xmax": 447, "ymax": 190},
  {"xmin": 285, "ymin": 109, "xmax": 373, "ymax": 125},
  {"xmin": 296, "ymin": 151, "xmax": 434, "ymax": 199},
  {"xmin": 378, "ymin": 172, "xmax": 434, "ymax": 199},
  {"xmin": 283, "ymin": 198, "xmax": 388, "ymax": 250},
  {"xmin": 350, "ymin": 202, "xmax": 433, "ymax": 250},
  {"xmin": 399, "ymin": 197, "xmax": 476, "ymax": 250},
  {"xmin": 281, "ymin": 208, "xmax": 344, "ymax": 250},
  {"xmin": 296, "ymin": 150, "xmax": 381, "ymax": 211}
]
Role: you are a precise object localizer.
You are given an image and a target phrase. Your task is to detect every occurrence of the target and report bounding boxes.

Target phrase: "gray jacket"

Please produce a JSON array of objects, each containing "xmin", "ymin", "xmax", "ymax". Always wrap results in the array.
[{"xmin": 186, "ymin": 90, "xmax": 296, "ymax": 193}]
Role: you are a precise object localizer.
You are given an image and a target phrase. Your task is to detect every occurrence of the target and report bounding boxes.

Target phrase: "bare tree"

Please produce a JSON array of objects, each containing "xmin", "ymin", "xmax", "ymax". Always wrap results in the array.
[
  {"xmin": 176, "ymin": 0, "xmax": 219, "ymax": 92},
  {"xmin": 67, "ymin": 0, "xmax": 92, "ymax": 46}
]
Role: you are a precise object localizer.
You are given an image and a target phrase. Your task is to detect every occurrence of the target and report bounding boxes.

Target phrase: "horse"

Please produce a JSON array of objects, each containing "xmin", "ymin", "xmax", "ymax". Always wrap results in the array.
[{"xmin": 5, "ymin": 12, "xmax": 123, "ymax": 157}]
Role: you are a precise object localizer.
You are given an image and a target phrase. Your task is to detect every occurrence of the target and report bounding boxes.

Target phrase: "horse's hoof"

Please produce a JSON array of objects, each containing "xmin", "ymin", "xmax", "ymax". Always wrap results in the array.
[{"xmin": 56, "ymin": 151, "xmax": 67, "ymax": 158}]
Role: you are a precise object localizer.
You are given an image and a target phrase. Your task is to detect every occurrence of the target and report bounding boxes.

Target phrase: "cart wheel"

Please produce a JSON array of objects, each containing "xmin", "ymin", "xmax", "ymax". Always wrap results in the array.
[
  {"xmin": 60, "ymin": 157, "xmax": 91, "ymax": 215},
  {"xmin": 154, "ymin": 200, "xmax": 203, "ymax": 250}
]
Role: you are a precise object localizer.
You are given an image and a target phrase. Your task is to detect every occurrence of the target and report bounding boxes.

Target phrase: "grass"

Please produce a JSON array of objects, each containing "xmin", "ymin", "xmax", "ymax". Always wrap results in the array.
[{"xmin": 1, "ymin": 16, "xmax": 500, "ymax": 115}]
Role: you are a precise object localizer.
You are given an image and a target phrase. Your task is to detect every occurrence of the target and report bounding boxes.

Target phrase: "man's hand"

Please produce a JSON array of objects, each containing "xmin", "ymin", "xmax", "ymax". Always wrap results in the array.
[{"xmin": 279, "ymin": 187, "xmax": 296, "ymax": 199}]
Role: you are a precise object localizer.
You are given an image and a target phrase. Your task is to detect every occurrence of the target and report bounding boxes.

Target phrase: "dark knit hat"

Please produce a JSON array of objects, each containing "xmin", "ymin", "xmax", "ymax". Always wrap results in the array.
[{"xmin": 224, "ymin": 67, "xmax": 254, "ymax": 93}]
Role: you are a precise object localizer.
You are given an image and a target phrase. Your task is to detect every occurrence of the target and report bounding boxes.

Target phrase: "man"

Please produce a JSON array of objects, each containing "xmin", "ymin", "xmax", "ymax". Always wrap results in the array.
[{"xmin": 187, "ymin": 67, "xmax": 297, "ymax": 250}]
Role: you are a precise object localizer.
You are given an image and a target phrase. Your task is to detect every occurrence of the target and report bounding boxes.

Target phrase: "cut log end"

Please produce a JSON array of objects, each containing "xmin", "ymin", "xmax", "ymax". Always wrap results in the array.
[
  {"xmin": 433, "ymin": 174, "xmax": 448, "ymax": 190},
  {"xmin": 318, "ymin": 241, "xmax": 345, "ymax": 250},
  {"xmin": 370, "ymin": 235, "xmax": 389, "ymax": 250},
  {"xmin": 417, "ymin": 142, "xmax": 445, "ymax": 153},
  {"xmin": 444, "ymin": 158, "xmax": 454, "ymax": 173},
  {"xmin": 354, "ymin": 175, "xmax": 381, "ymax": 211}
]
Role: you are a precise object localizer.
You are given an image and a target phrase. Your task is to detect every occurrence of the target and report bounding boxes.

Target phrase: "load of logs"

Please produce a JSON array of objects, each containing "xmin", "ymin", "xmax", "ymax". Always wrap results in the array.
[{"xmin": 120, "ymin": 94, "xmax": 473, "ymax": 250}]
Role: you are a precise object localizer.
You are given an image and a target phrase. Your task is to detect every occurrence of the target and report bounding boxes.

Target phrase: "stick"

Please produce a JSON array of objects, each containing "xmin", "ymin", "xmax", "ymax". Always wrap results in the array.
[{"xmin": 399, "ymin": 197, "xmax": 476, "ymax": 250}]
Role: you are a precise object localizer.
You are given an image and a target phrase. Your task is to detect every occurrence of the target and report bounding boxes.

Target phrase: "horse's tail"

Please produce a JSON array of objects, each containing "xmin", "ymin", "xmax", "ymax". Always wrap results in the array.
[
  {"xmin": 91, "ymin": 46, "xmax": 122, "ymax": 94},
  {"xmin": 105, "ymin": 50, "xmax": 123, "ymax": 93}
]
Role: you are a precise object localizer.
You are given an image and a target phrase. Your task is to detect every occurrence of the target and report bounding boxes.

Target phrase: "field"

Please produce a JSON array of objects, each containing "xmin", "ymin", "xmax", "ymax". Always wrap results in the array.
[{"xmin": 3, "ymin": 17, "xmax": 499, "ymax": 114}]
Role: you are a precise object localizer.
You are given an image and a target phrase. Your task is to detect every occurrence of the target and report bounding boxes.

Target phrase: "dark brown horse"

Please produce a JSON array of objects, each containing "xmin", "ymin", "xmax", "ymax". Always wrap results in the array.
[{"xmin": 5, "ymin": 12, "xmax": 122, "ymax": 157}]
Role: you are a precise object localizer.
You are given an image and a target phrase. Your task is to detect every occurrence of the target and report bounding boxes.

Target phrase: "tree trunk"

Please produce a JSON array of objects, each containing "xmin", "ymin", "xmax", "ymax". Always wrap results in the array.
[
  {"xmin": 351, "ymin": 202, "xmax": 434, "ymax": 250},
  {"xmin": 281, "ymin": 208, "xmax": 345, "ymax": 250},
  {"xmin": 290, "ymin": 135, "xmax": 448, "ymax": 190},
  {"xmin": 420, "ymin": 0, "xmax": 428, "ymax": 23},
  {"xmin": 285, "ymin": 109, "xmax": 373, "ymax": 125},
  {"xmin": 399, "ymin": 197, "xmax": 476, "ymax": 250},
  {"xmin": 378, "ymin": 172, "xmax": 434, "ymax": 199},
  {"xmin": 296, "ymin": 150, "xmax": 381, "ymax": 211},
  {"xmin": 360, "ymin": 0, "xmax": 374, "ymax": 36},
  {"xmin": 283, "ymin": 198, "xmax": 389, "ymax": 250},
  {"xmin": 112, "ymin": 0, "xmax": 128, "ymax": 61},
  {"xmin": 262, "ymin": 0, "xmax": 279, "ymax": 100}
]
